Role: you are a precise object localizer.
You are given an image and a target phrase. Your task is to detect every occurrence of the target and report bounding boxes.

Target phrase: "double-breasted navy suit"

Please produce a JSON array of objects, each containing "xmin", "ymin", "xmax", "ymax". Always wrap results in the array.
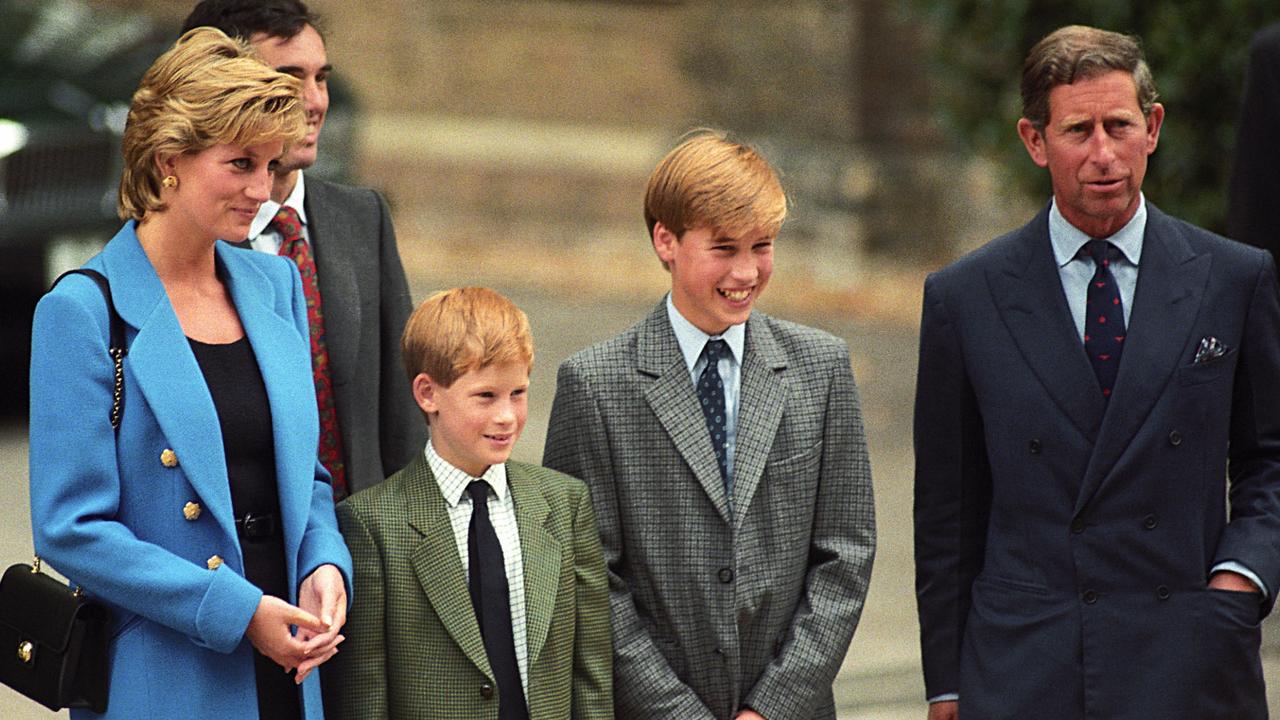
[
  {"xmin": 28, "ymin": 222, "xmax": 353, "ymax": 719},
  {"xmin": 914, "ymin": 202, "xmax": 1280, "ymax": 719}
]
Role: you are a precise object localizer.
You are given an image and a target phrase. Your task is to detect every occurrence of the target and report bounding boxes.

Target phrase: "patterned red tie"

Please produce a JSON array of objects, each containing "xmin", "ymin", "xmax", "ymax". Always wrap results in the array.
[
  {"xmin": 1082, "ymin": 240, "xmax": 1126, "ymax": 400},
  {"xmin": 271, "ymin": 206, "xmax": 347, "ymax": 500}
]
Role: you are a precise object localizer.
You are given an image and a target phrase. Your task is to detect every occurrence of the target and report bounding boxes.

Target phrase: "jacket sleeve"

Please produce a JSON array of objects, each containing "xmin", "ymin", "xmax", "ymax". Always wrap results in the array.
[
  {"xmin": 1216, "ymin": 254, "xmax": 1280, "ymax": 614},
  {"xmin": 29, "ymin": 281, "xmax": 261, "ymax": 654},
  {"xmin": 322, "ymin": 502, "xmax": 389, "ymax": 719},
  {"xmin": 543, "ymin": 359, "xmax": 716, "ymax": 719},
  {"xmin": 372, "ymin": 189, "xmax": 426, "ymax": 479},
  {"xmin": 912, "ymin": 275, "xmax": 993, "ymax": 699},
  {"xmin": 570, "ymin": 480, "xmax": 613, "ymax": 719},
  {"xmin": 743, "ymin": 341, "xmax": 877, "ymax": 720}
]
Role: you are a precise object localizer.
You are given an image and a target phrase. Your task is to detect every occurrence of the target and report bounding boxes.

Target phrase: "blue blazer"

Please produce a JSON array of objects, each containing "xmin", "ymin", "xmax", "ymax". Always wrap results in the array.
[
  {"xmin": 913, "ymin": 202, "xmax": 1280, "ymax": 719},
  {"xmin": 29, "ymin": 222, "xmax": 354, "ymax": 719}
]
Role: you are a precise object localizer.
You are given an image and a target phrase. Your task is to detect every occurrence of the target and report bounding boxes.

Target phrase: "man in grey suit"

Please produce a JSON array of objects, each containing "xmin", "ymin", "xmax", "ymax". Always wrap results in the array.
[
  {"xmin": 914, "ymin": 25, "xmax": 1280, "ymax": 720},
  {"xmin": 181, "ymin": 0, "xmax": 424, "ymax": 498},
  {"xmin": 544, "ymin": 131, "xmax": 876, "ymax": 720}
]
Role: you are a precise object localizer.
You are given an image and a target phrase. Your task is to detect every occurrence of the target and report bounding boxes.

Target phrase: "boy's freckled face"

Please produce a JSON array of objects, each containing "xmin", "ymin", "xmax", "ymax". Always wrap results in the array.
[
  {"xmin": 654, "ymin": 223, "xmax": 775, "ymax": 335},
  {"xmin": 417, "ymin": 361, "xmax": 530, "ymax": 477}
]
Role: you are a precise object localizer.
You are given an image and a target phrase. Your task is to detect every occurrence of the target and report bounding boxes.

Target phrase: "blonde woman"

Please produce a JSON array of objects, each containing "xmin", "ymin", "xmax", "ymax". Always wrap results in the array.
[{"xmin": 28, "ymin": 27, "xmax": 351, "ymax": 719}]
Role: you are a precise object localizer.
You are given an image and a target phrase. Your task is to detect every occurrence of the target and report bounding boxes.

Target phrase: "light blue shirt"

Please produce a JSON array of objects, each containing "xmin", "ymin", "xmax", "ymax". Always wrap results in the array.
[
  {"xmin": 1049, "ymin": 195, "xmax": 1143, "ymax": 340},
  {"xmin": 666, "ymin": 294, "xmax": 745, "ymax": 482}
]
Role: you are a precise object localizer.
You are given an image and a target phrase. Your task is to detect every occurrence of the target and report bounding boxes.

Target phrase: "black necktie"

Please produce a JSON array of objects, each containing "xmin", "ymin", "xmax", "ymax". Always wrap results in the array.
[
  {"xmin": 697, "ymin": 339, "xmax": 732, "ymax": 503},
  {"xmin": 1082, "ymin": 240, "xmax": 1126, "ymax": 399},
  {"xmin": 466, "ymin": 481, "xmax": 528, "ymax": 720}
]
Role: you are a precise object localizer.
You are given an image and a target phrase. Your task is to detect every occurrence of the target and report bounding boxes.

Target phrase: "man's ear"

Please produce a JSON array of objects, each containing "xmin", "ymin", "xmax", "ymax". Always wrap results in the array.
[
  {"xmin": 1144, "ymin": 102, "xmax": 1165, "ymax": 156},
  {"xmin": 1017, "ymin": 118, "xmax": 1049, "ymax": 168},
  {"xmin": 652, "ymin": 221, "xmax": 679, "ymax": 266},
  {"xmin": 412, "ymin": 373, "xmax": 439, "ymax": 415}
]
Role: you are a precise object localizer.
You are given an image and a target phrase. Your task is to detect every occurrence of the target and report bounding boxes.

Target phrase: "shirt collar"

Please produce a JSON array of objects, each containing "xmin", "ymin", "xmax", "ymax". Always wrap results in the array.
[
  {"xmin": 665, "ymin": 293, "xmax": 746, "ymax": 372},
  {"xmin": 247, "ymin": 170, "xmax": 308, "ymax": 240},
  {"xmin": 1049, "ymin": 193, "xmax": 1146, "ymax": 268},
  {"xmin": 424, "ymin": 438, "xmax": 509, "ymax": 508}
]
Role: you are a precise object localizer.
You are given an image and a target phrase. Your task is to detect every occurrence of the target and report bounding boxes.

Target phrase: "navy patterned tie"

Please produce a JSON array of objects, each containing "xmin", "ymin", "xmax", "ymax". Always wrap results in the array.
[
  {"xmin": 697, "ymin": 339, "xmax": 731, "ymax": 501},
  {"xmin": 1083, "ymin": 240, "xmax": 1126, "ymax": 399},
  {"xmin": 466, "ymin": 481, "xmax": 528, "ymax": 720}
]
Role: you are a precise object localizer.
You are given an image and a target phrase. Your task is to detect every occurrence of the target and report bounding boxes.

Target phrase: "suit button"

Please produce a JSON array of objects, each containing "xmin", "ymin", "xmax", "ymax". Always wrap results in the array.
[
  {"xmin": 718, "ymin": 567, "xmax": 734, "ymax": 584},
  {"xmin": 206, "ymin": 555, "xmax": 223, "ymax": 570},
  {"xmin": 1143, "ymin": 514, "xmax": 1158, "ymax": 530},
  {"xmin": 1168, "ymin": 431, "xmax": 1182, "ymax": 446},
  {"xmin": 183, "ymin": 502, "xmax": 202, "ymax": 521},
  {"xmin": 479, "ymin": 682, "xmax": 494, "ymax": 699},
  {"xmin": 1070, "ymin": 518, "xmax": 1086, "ymax": 534},
  {"xmin": 1082, "ymin": 589, "xmax": 1098, "ymax": 604},
  {"xmin": 1157, "ymin": 585, "xmax": 1171, "ymax": 600},
  {"xmin": 160, "ymin": 448, "xmax": 179, "ymax": 468},
  {"xmin": 1028, "ymin": 439, "xmax": 1042, "ymax": 454}
]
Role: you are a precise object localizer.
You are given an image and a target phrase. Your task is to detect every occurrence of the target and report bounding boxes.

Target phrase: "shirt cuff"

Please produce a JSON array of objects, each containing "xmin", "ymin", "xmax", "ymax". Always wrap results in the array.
[
  {"xmin": 928, "ymin": 693, "xmax": 959, "ymax": 703},
  {"xmin": 1211, "ymin": 561, "xmax": 1269, "ymax": 599}
]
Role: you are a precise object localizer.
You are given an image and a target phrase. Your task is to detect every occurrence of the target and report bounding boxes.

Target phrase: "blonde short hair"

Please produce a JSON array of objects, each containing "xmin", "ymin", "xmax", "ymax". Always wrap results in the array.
[
  {"xmin": 118, "ymin": 27, "xmax": 305, "ymax": 220},
  {"xmin": 644, "ymin": 130, "xmax": 788, "ymax": 247},
  {"xmin": 402, "ymin": 287, "xmax": 535, "ymax": 388}
]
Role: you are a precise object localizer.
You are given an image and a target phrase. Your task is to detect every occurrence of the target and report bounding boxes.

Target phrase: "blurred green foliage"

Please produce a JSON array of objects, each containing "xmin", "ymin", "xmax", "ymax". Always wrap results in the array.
[{"xmin": 914, "ymin": 0, "xmax": 1279, "ymax": 232}]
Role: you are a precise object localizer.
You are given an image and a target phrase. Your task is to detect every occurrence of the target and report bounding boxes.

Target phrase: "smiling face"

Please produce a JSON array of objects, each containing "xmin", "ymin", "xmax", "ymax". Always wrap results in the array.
[
  {"xmin": 415, "ymin": 361, "xmax": 530, "ymax": 478},
  {"xmin": 161, "ymin": 140, "xmax": 283, "ymax": 243},
  {"xmin": 249, "ymin": 24, "xmax": 329, "ymax": 177},
  {"xmin": 1017, "ymin": 70, "xmax": 1163, "ymax": 238},
  {"xmin": 654, "ymin": 222, "xmax": 774, "ymax": 335}
]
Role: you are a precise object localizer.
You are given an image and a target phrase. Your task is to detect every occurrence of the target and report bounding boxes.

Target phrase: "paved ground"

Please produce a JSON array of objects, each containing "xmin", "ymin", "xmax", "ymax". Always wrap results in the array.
[{"xmin": 3, "ymin": 284, "xmax": 1277, "ymax": 718}]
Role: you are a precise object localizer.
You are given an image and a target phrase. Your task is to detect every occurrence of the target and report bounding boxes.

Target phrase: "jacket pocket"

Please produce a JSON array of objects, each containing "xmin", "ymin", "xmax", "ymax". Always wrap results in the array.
[{"xmin": 1176, "ymin": 347, "xmax": 1238, "ymax": 387}]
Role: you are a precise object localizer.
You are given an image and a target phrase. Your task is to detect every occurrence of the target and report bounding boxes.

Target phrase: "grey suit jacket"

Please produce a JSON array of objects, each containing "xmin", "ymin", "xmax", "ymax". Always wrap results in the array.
[
  {"xmin": 543, "ymin": 301, "xmax": 876, "ymax": 720},
  {"xmin": 304, "ymin": 177, "xmax": 425, "ymax": 492}
]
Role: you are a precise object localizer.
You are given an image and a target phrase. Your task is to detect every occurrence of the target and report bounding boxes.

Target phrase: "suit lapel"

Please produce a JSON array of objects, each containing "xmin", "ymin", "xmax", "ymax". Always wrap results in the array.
[
  {"xmin": 303, "ymin": 178, "xmax": 360, "ymax": 387},
  {"xmin": 730, "ymin": 315, "xmax": 787, "ymax": 527},
  {"xmin": 101, "ymin": 227, "xmax": 238, "ymax": 546},
  {"xmin": 1075, "ymin": 205, "xmax": 1209, "ymax": 511},
  {"xmin": 509, "ymin": 464, "xmax": 561, "ymax": 670},
  {"xmin": 638, "ymin": 302, "xmax": 733, "ymax": 524},
  {"xmin": 218, "ymin": 242, "xmax": 315, "ymax": 588},
  {"xmin": 403, "ymin": 456, "xmax": 493, "ymax": 680},
  {"xmin": 987, "ymin": 207, "xmax": 1106, "ymax": 442}
]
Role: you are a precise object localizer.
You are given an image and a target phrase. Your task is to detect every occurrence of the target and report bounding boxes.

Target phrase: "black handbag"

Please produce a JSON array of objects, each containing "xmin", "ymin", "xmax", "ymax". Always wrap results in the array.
[
  {"xmin": 0, "ymin": 268, "xmax": 125, "ymax": 713},
  {"xmin": 0, "ymin": 561, "xmax": 110, "ymax": 712}
]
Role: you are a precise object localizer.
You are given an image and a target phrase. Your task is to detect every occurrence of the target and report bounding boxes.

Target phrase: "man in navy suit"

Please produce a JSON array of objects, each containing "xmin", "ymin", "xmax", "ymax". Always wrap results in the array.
[{"xmin": 914, "ymin": 25, "xmax": 1280, "ymax": 720}]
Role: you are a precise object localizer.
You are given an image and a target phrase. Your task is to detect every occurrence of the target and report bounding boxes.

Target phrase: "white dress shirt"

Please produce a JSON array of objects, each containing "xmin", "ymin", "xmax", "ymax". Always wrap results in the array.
[
  {"xmin": 247, "ymin": 170, "xmax": 309, "ymax": 253},
  {"xmin": 424, "ymin": 440, "xmax": 529, "ymax": 693}
]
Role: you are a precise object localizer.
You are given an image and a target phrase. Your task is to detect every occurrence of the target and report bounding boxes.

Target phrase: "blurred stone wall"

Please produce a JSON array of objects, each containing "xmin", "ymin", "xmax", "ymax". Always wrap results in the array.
[{"xmin": 93, "ymin": 0, "xmax": 1018, "ymax": 301}]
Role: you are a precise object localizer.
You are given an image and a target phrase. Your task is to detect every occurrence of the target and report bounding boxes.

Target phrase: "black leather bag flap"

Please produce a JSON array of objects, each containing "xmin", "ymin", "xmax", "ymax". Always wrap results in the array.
[{"xmin": 0, "ymin": 564, "xmax": 87, "ymax": 654}]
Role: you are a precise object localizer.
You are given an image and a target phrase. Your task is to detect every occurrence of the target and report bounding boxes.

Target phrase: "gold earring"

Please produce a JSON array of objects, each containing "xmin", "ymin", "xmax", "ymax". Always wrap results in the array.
[{"xmin": 162, "ymin": 175, "xmax": 178, "ymax": 189}]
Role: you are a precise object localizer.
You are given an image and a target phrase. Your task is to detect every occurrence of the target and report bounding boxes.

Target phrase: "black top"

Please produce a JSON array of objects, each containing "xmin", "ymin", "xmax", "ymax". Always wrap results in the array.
[
  {"xmin": 189, "ymin": 335, "xmax": 300, "ymax": 719},
  {"xmin": 189, "ymin": 337, "xmax": 279, "ymax": 524}
]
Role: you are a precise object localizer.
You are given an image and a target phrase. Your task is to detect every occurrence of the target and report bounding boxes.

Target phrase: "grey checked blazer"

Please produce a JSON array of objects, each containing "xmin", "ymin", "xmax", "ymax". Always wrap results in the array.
[
  {"xmin": 543, "ymin": 301, "xmax": 876, "ymax": 720},
  {"xmin": 304, "ymin": 177, "xmax": 425, "ymax": 492}
]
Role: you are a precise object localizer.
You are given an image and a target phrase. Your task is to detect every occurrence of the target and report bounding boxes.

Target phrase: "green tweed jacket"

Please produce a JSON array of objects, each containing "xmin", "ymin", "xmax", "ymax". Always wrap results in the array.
[{"xmin": 321, "ymin": 455, "xmax": 612, "ymax": 719}]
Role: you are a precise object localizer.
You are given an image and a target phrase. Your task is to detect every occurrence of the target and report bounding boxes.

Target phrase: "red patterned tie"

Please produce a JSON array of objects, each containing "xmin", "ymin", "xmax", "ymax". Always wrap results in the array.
[{"xmin": 271, "ymin": 206, "xmax": 347, "ymax": 500}]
